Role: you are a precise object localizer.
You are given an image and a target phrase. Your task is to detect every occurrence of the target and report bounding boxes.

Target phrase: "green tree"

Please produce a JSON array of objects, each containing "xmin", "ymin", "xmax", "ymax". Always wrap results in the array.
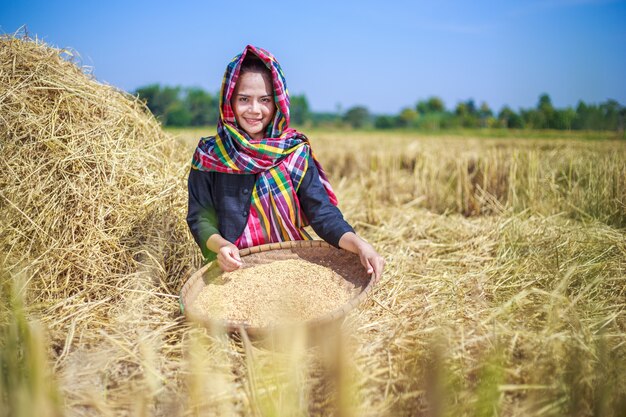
[
  {"xmin": 418, "ymin": 113, "xmax": 447, "ymax": 130},
  {"xmin": 497, "ymin": 106, "xmax": 523, "ymax": 129},
  {"xmin": 455, "ymin": 99, "xmax": 477, "ymax": 116},
  {"xmin": 134, "ymin": 84, "xmax": 183, "ymax": 125},
  {"xmin": 600, "ymin": 99, "xmax": 621, "ymax": 130},
  {"xmin": 165, "ymin": 101, "xmax": 192, "ymax": 127},
  {"xmin": 374, "ymin": 115, "xmax": 396, "ymax": 129},
  {"xmin": 397, "ymin": 107, "xmax": 419, "ymax": 127},
  {"xmin": 455, "ymin": 100, "xmax": 479, "ymax": 128},
  {"xmin": 311, "ymin": 112, "xmax": 342, "ymax": 128},
  {"xmin": 538, "ymin": 93, "xmax": 553, "ymax": 109},
  {"xmin": 573, "ymin": 99, "xmax": 625, "ymax": 131},
  {"xmin": 416, "ymin": 96, "xmax": 445, "ymax": 114},
  {"xmin": 343, "ymin": 106, "xmax": 370, "ymax": 128},
  {"xmin": 553, "ymin": 107, "xmax": 576, "ymax": 130},
  {"xmin": 520, "ymin": 109, "xmax": 544, "ymax": 129},
  {"xmin": 290, "ymin": 94, "xmax": 311, "ymax": 126},
  {"xmin": 134, "ymin": 84, "xmax": 180, "ymax": 117},
  {"xmin": 537, "ymin": 93, "xmax": 555, "ymax": 128},
  {"xmin": 134, "ymin": 83, "xmax": 161, "ymax": 113},
  {"xmin": 478, "ymin": 102, "xmax": 493, "ymax": 127},
  {"xmin": 185, "ymin": 87, "xmax": 217, "ymax": 126}
]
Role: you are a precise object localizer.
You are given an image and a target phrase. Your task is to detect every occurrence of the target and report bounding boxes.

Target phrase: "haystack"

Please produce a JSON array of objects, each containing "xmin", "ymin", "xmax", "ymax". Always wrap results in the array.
[{"xmin": 0, "ymin": 33, "xmax": 197, "ymax": 305}]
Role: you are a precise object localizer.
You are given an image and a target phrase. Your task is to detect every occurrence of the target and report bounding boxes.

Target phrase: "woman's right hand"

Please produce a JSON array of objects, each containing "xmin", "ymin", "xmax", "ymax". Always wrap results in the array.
[
  {"xmin": 217, "ymin": 242, "xmax": 243, "ymax": 272},
  {"xmin": 206, "ymin": 234, "xmax": 243, "ymax": 272}
]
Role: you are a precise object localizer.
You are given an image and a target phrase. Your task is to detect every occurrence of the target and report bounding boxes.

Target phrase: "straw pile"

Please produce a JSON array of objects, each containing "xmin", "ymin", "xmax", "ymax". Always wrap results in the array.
[
  {"xmin": 193, "ymin": 259, "xmax": 354, "ymax": 326},
  {"xmin": 0, "ymin": 33, "xmax": 197, "ymax": 304}
]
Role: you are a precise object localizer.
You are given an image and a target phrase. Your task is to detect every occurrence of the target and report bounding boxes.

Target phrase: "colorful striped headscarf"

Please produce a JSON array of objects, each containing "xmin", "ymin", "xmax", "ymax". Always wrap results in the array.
[{"xmin": 191, "ymin": 45, "xmax": 338, "ymax": 246}]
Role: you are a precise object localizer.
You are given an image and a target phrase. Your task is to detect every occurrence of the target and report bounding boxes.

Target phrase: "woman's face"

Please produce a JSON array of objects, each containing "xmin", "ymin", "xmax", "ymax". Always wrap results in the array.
[{"xmin": 231, "ymin": 71, "xmax": 276, "ymax": 140}]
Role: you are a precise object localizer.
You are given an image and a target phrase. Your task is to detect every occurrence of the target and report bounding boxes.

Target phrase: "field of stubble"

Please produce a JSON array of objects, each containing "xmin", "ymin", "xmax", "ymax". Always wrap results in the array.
[{"xmin": 3, "ymin": 126, "xmax": 625, "ymax": 417}]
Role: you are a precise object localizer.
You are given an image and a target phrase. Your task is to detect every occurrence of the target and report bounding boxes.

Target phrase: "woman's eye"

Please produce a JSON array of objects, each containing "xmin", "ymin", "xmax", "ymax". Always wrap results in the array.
[{"xmin": 239, "ymin": 97, "xmax": 248, "ymax": 102}]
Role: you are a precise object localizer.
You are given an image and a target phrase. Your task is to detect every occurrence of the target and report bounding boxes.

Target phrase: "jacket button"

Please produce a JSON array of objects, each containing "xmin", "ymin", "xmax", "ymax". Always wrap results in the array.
[
  {"xmin": 242, "ymin": 210, "xmax": 248, "ymax": 217},
  {"xmin": 242, "ymin": 188, "xmax": 249, "ymax": 195}
]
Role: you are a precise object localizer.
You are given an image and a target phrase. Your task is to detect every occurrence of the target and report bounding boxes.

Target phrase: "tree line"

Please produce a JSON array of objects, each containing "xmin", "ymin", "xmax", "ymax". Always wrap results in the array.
[{"xmin": 134, "ymin": 84, "xmax": 625, "ymax": 132}]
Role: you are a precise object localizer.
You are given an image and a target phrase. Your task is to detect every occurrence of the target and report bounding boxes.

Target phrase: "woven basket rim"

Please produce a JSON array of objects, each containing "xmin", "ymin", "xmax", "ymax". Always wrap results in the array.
[{"xmin": 179, "ymin": 240, "xmax": 378, "ymax": 334}]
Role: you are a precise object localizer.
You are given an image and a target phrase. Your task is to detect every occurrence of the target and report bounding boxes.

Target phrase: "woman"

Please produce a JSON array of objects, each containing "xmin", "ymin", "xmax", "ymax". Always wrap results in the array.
[{"xmin": 186, "ymin": 45, "xmax": 384, "ymax": 280}]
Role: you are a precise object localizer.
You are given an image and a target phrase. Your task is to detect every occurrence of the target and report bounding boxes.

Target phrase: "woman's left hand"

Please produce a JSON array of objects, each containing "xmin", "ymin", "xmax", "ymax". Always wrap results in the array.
[
  {"xmin": 356, "ymin": 240, "xmax": 385, "ymax": 283},
  {"xmin": 338, "ymin": 232, "xmax": 385, "ymax": 283}
]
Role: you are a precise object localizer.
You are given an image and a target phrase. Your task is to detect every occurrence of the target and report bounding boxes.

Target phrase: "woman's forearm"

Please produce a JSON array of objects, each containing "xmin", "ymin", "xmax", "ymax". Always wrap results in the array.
[
  {"xmin": 338, "ymin": 231, "xmax": 362, "ymax": 253},
  {"xmin": 206, "ymin": 233, "xmax": 232, "ymax": 254}
]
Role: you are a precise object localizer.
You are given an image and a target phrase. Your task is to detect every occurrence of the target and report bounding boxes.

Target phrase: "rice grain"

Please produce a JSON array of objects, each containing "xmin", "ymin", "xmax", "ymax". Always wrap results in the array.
[{"xmin": 192, "ymin": 259, "xmax": 354, "ymax": 327}]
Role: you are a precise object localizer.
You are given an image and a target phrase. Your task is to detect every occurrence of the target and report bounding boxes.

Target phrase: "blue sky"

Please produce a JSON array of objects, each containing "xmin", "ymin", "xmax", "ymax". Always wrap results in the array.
[{"xmin": 2, "ymin": 0, "xmax": 625, "ymax": 114}]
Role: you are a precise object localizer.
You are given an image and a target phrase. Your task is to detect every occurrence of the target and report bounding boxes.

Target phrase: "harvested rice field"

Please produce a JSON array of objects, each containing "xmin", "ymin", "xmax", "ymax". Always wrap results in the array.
[{"xmin": 1, "ymin": 34, "xmax": 626, "ymax": 417}]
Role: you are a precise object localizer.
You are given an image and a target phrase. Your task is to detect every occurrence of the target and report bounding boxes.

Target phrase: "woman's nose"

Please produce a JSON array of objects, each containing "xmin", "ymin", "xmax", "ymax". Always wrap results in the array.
[{"xmin": 249, "ymin": 100, "xmax": 261, "ymax": 113}]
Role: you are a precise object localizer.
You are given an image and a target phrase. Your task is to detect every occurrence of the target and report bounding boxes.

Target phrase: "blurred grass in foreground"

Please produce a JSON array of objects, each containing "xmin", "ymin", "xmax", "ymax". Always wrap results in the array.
[{"xmin": 1, "ymin": 274, "xmax": 63, "ymax": 417}]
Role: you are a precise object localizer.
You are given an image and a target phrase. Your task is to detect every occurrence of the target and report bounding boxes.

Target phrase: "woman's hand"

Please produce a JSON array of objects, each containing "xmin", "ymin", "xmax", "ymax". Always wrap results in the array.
[
  {"xmin": 338, "ymin": 232, "xmax": 385, "ymax": 282},
  {"xmin": 207, "ymin": 234, "xmax": 243, "ymax": 272},
  {"xmin": 217, "ymin": 243, "xmax": 243, "ymax": 272},
  {"xmin": 356, "ymin": 240, "xmax": 385, "ymax": 283}
]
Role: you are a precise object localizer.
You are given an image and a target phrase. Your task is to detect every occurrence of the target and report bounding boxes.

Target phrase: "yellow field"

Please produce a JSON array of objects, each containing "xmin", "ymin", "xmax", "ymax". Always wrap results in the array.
[{"xmin": 3, "ymin": 122, "xmax": 626, "ymax": 416}]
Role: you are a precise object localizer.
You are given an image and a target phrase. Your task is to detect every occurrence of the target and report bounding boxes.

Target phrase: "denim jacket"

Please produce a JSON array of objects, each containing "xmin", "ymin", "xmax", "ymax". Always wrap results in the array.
[{"xmin": 186, "ymin": 161, "xmax": 354, "ymax": 260}]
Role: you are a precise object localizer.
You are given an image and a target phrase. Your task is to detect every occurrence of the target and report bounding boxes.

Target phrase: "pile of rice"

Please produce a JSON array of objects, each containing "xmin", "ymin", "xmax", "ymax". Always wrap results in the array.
[{"xmin": 192, "ymin": 259, "xmax": 355, "ymax": 327}]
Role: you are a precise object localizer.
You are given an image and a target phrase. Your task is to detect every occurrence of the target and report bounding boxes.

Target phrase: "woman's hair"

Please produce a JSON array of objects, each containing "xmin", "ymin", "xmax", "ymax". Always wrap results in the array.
[{"xmin": 240, "ymin": 54, "xmax": 271, "ymax": 77}]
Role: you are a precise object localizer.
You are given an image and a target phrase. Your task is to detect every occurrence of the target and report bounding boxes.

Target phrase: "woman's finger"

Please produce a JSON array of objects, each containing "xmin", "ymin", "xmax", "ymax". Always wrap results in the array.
[
  {"xmin": 360, "ymin": 255, "xmax": 373, "ymax": 275},
  {"xmin": 217, "ymin": 253, "xmax": 230, "ymax": 271},
  {"xmin": 226, "ymin": 256, "xmax": 242, "ymax": 269},
  {"xmin": 222, "ymin": 260, "xmax": 239, "ymax": 271},
  {"xmin": 226, "ymin": 248, "xmax": 242, "ymax": 267},
  {"xmin": 230, "ymin": 247, "xmax": 242, "ymax": 263},
  {"xmin": 370, "ymin": 256, "xmax": 384, "ymax": 283},
  {"xmin": 218, "ymin": 248, "xmax": 242, "ymax": 271},
  {"xmin": 219, "ymin": 261, "xmax": 236, "ymax": 272}
]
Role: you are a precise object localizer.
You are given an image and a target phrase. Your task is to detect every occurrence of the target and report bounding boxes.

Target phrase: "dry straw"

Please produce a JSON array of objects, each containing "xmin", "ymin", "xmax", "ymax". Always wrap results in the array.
[{"xmin": 0, "ymin": 31, "xmax": 198, "ymax": 304}]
